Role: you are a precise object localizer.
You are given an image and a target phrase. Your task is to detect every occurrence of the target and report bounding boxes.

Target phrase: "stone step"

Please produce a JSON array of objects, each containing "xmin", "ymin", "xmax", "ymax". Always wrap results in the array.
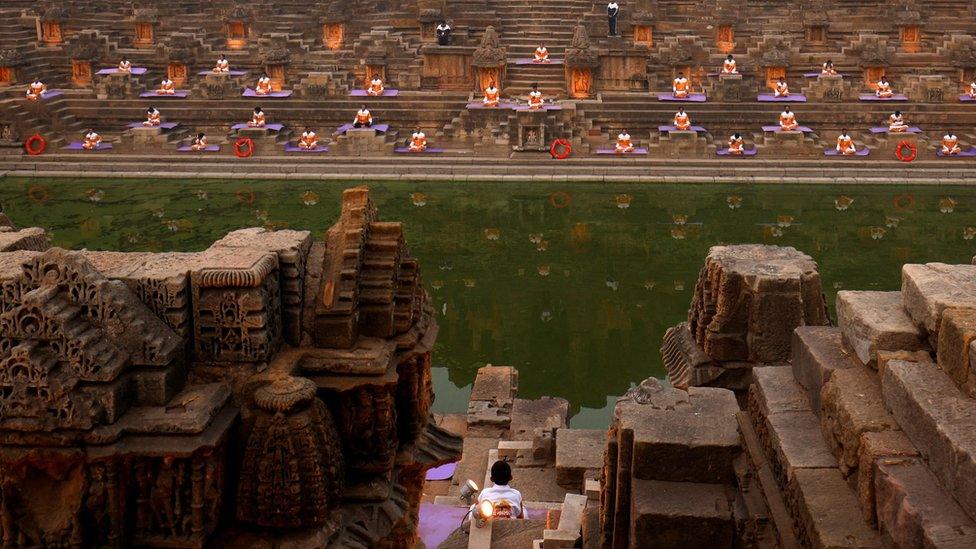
[
  {"xmin": 554, "ymin": 428, "xmax": 604, "ymax": 491},
  {"xmin": 937, "ymin": 307, "xmax": 976, "ymax": 398},
  {"xmin": 791, "ymin": 326, "xmax": 859, "ymax": 412},
  {"xmin": 835, "ymin": 290, "xmax": 929, "ymax": 369},
  {"xmin": 630, "ymin": 480, "xmax": 735, "ymax": 548},
  {"xmin": 881, "ymin": 359, "xmax": 976, "ymax": 518},
  {"xmin": 900, "ymin": 263, "xmax": 976, "ymax": 345}
]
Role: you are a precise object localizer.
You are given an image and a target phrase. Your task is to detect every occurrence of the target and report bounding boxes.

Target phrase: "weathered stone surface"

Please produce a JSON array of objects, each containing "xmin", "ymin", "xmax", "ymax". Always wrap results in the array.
[
  {"xmin": 875, "ymin": 458, "xmax": 976, "ymax": 549},
  {"xmin": 836, "ymin": 290, "xmax": 928, "ymax": 368},
  {"xmin": 0, "ymin": 226, "xmax": 50, "ymax": 252},
  {"xmin": 688, "ymin": 245, "xmax": 829, "ymax": 364},
  {"xmin": 630, "ymin": 479, "xmax": 734, "ymax": 549},
  {"xmin": 790, "ymin": 468, "xmax": 881, "ymax": 549},
  {"xmin": 820, "ymin": 365, "xmax": 899, "ymax": 479},
  {"xmin": 510, "ymin": 396, "xmax": 569, "ymax": 453},
  {"xmin": 937, "ymin": 307, "xmax": 976, "ymax": 397},
  {"xmin": 510, "ymin": 466, "xmax": 570, "ymax": 503},
  {"xmin": 856, "ymin": 430, "xmax": 918, "ymax": 526},
  {"xmin": 453, "ymin": 436, "xmax": 499, "ymax": 494},
  {"xmin": 901, "ymin": 263, "xmax": 976, "ymax": 341},
  {"xmin": 555, "ymin": 428, "xmax": 605, "ymax": 490},
  {"xmin": 792, "ymin": 326, "xmax": 858, "ymax": 412},
  {"xmin": 467, "ymin": 365, "xmax": 518, "ymax": 435},
  {"xmin": 749, "ymin": 365, "xmax": 812, "ymax": 418},
  {"xmin": 763, "ymin": 411, "xmax": 838, "ymax": 486},
  {"xmin": 882, "ymin": 360, "xmax": 976, "ymax": 514}
]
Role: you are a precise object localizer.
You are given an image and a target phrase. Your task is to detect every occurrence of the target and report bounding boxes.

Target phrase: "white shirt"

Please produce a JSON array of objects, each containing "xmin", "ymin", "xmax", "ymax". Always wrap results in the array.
[
  {"xmin": 529, "ymin": 90, "xmax": 542, "ymax": 100},
  {"xmin": 618, "ymin": 132, "xmax": 630, "ymax": 141},
  {"xmin": 437, "ymin": 24, "xmax": 450, "ymax": 31},
  {"xmin": 477, "ymin": 484, "xmax": 523, "ymax": 519},
  {"xmin": 86, "ymin": 132, "xmax": 99, "ymax": 140},
  {"xmin": 608, "ymin": 3, "xmax": 619, "ymax": 10},
  {"xmin": 412, "ymin": 131, "xmax": 426, "ymax": 139},
  {"xmin": 303, "ymin": 131, "xmax": 315, "ymax": 139}
]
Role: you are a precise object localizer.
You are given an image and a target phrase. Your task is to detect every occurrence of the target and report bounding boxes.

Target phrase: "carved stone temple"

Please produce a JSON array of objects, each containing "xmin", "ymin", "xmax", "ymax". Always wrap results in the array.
[{"xmin": 0, "ymin": 187, "xmax": 460, "ymax": 548}]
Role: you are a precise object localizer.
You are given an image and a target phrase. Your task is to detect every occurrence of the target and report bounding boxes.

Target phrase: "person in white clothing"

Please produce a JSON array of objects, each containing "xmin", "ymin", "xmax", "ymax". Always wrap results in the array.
[{"xmin": 473, "ymin": 461, "xmax": 524, "ymax": 519}]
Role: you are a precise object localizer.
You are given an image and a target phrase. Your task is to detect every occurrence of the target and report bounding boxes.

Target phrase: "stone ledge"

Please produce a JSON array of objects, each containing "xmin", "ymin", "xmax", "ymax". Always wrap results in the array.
[
  {"xmin": 791, "ymin": 326, "xmax": 859, "ymax": 412},
  {"xmin": 836, "ymin": 290, "xmax": 928, "ymax": 369}
]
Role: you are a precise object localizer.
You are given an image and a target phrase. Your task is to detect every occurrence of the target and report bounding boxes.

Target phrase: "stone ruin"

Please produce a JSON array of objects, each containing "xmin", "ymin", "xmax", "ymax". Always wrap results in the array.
[{"xmin": 0, "ymin": 186, "xmax": 460, "ymax": 547}]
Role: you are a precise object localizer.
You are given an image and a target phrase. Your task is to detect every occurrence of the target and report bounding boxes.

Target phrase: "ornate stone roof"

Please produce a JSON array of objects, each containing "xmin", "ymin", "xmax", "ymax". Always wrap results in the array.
[
  {"xmin": 472, "ymin": 26, "xmax": 506, "ymax": 67},
  {"xmin": 565, "ymin": 24, "xmax": 599, "ymax": 69},
  {"xmin": 0, "ymin": 49, "xmax": 25, "ymax": 67},
  {"xmin": 66, "ymin": 36, "xmax": 103, "ymax": 62}
]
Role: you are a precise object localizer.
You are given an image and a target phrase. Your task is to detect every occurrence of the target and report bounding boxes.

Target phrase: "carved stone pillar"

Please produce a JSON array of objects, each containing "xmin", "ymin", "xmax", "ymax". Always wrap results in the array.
[
  {"xmin": 565, "ymin": 24, "xmax": 599, "ymax": 99},
  {"xmin": 472, "ymin": 26, "xmax": 506, "ymax": 92}
]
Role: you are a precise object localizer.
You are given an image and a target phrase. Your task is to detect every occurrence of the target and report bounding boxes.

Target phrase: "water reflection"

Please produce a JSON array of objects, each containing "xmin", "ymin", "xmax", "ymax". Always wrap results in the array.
[{"xmin": 1, "ymin": 178, "xmax": 974, "ymax": 428}]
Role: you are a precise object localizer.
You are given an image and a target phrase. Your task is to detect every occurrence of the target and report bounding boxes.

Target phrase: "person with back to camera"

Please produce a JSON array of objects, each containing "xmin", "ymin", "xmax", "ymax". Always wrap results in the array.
[{"xmin": 474, "ymin": 461, "xmax": 524, "ymax": 519}]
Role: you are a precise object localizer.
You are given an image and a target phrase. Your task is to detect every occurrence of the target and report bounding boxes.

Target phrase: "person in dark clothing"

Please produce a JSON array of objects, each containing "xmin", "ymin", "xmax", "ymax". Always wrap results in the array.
[
  {"xmin": 436, "ymin": 21, "xmax": 452, "ymax": 45},
  {"xmin": 607, "ymin": 2, "xmax": 619, "ymax": 36}
]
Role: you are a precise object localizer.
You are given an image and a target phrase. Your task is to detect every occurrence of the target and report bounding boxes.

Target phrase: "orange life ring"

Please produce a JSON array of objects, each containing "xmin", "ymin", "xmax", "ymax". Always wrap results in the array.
[
  {"xmin": 548, "ymin": 191, "xmax": 572, "ymax": 209},
  {"xmin": 234, "ymin": 137, "xmax": 254, "ymax": 158},
  {"xmin": 893, "ymin": 193, "xmax": 915, "ymax": 211},
  {"xmin": 24, "ymin": 134, "xmax": 46, "ymax": 156},
  {"xmin": 549, "ymin": 139, "xmax": 571, "ymax": 160},
  {"xmin": 895, "ymin": 140, "xmax": 916, "ymax": 162}
]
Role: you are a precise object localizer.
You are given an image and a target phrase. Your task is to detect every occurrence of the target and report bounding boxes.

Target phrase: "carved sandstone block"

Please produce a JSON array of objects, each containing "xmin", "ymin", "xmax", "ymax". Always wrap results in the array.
[
  {"xmin": 856, "ymin": 431, "xmax": 918, "ymax": 526},
  {"xmin": 836, "ymin": 290, "xmax": 928, "ymax": 369},
  {"xmin": 901, "ymin": 263, "xmax": 976, "ymax": 343},
  {"xmin": 937, "ymin": 307, "xmax": 976, "ymax": 397},
  {"xmin": 791, "ymin": 326, "xmax": 858, "ymax": 412}
]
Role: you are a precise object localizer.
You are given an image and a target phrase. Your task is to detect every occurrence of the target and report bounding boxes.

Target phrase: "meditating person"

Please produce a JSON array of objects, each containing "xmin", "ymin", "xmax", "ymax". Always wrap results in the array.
[
  {"xmin": 942, "ymin": 132, "xmax": 961, "ymax": 155},
  {"xmin": 473, "ymin": 461, "xmax": 524, "ymax": 520},
  {"xmin": 409, "ymin": 127, "xmax": 427, "ymax": 152},
  {"xmin": 672, "ymin": 72, "xmax": 690, "ymax": 98},
  {"xmin": 528, "ymin": 83, "xmax": 544, "ymax": 109},
  {"xmin": 436, "ymin": 21, "xmax": 452, "ymax": 46},
  {"xmin": 534, "ymin": 45, "xmax": 550, "ymax": 63},
  {"xmin": 779, "ymin": 107, "xmax": 798, "ymax": 131},
  {"xmin": 968, "ymin": 81, "xmax": 976, "ymax": 98},
  {"xmin": 25, "ymin": 79, "xmax": 46, "ymax": 100},
  {"xmin": 615, "ymin": 129, "xmax": 634, "ymax": 153},
  {"xmin": 214, "ymin": 54, "xmax": 230, "ymax": 73},
  {"xmin": 722, "ymin": 54, "xmax": 738, "ymax": 75},
  {"xmin": 249, "ymin": 106, "xmax": 265, "ymax": 127},
  {"xmin": 367, "ymin": 75, "xmax": 385, "ymax": 96},
  {"xmin": 821, "ymin": 60, "xmax": 837, "ymax": 76},
  {"xmin": 117, "ymin": 57, "xmax": 132, "ymax": 73},
  {"xmin": 836, "ymin": 129, "xmax": 855, "ymax": 155},
  {"xmin": 158, "ymin": 77, "xmax": 176, "ymax": 95},
  {"xmin": 82, "ymin": 129, "xmax": 102, "ymax": 150},
  {"xmin": 190, "ymin": 132, "xmax": 207, "ymax": 151},
  {"xmin": 728, "ymin": 133, "xmax": 744, "ymax": 154},
  {"xmin": 607, "ymin": 1, "xmax": 619, "ymax": 36},
  {"xmin": 143, "ymin": 107, "xmax": 161, "ymax": 127},
  {"xmin": 299, "ymin": 127, "xmax": 318, "ymax": 149},
  {"xmin": 875, "ymin": 76, "xmax": 893, "ymax": 98},
  {"xmin": 673, "ymin": 108, "xmax": 691, "ymax": 130},
  {"xmin": 888, "ymin": 110, "xmax": 908, "ymax": 132},
  {"xmin": 353, "ymin": 105, "xmax": 373, "ymax": 128},
  {"xmin": 255, "ymin": 74, "xmax": 273, "ymax": 95},
  {"xmin": 774, "ymin": 77, "xmax": 790, "ymax": 97},
  {"xmin": 483, "ymin": 81, "xmax": 500, "ymax": 107}
]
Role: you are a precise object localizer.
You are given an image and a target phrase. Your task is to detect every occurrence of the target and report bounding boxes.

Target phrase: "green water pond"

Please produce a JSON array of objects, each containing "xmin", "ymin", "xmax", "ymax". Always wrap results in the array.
[{"xmin": 1, "ymin": 178, "xmax": 974, "ymax": 427}]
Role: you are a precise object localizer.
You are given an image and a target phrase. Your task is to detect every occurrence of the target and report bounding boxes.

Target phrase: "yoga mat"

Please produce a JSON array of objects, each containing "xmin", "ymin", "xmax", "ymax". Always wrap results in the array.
[
  {"xmin": 761, "ymin": 125, "xmax": 813, "ymax": 133},
  {"xmin": 658, "ymin": 125, "xmax": 707, "ymax": 133},
  {"xmin": 31, "ymin": 90, "xmax": 62, "ymax": 101},
  {"xmin": 514, "ymin": 58, "xmax": 564, "ymax": 65},
  {"xmin": 336, "ymin": 123, "xmax": 389, "ymax": 135},
  {"xmin": 139, "ymin": 91, "xmax": 189, "ymax": 98},
  {"xmin": 657, "ymin": 93, "xmax": 707, "ymax": 102},
  {"xmin": 716, "ymin": 147, "xmax": 758, "ymax": 156},
  {"xmin": 859, "ymin": 93, "xmax": 908, "ymax": 101},
  {"xmin": 757, "ymin": 93, "xmax": 807, "ymax": 102},
  {"xmin": 242, "ymin": 88, "xmax": 293, "ymax": 98},
  {"xmin": 937, "ymin": 147, "xmax": 976, "ymax": 157},
  {"xmin": 394, "ymin": 147, "xmax": 446, "ymax": 153},
  {"xmin": 198, "ymin": 70, "xmax": 247, "ymax": 76},
  {"xmin": 231, "ymin": 123, "xmax": 284, "ymax": 132},
  {"xmin": 595, "ymin": 148, "xmax": 648, "ymax": 155},
  {"xmin": 284, "ymin": 144, "xmax": 329, "ymax": 153},
  {"xmin": 177, "ymin": 144, "xmax": 220, "ymax": 152},
  {"xmin": 425, "ymin": 462, "xmax": 458, "ymax": 481},
  {"xmin": 825, "ymin": 148, "xmax": 870, "ymax": 157},
  {"xmin": 64, "ymin": 142, "xmax": 112, "ymax": 151},
  {"xmin": 958, "ymin": 94, "xmax": 976, "ymax": 102},
  {"xmin": 349, "ymin": 89, "xmax": 400, "ymax": 97},
  {"xmin": 513, "ymin": 104, "xmax": 562, "ymax": 111},
  {"xmin": 127, "ymin": 122, "xmax": 179, "ymax": 130},
  {"xmin": 868, "ymin": 126, "xmax": 922, "ymax": 134},
  {"xmin": 804, "ymin": 72, "xmax": 843, "ymax": 78},
  {"xmin": 97, "ymin": 67, "xmax": 147, "ymax": 75},
  {"xmin": 417, "ymin": 502, "xmax": 549, "ymax": 548},
  {"xmin": 466, "ymin": 102, "xmax": 517, "ymax": 110}
]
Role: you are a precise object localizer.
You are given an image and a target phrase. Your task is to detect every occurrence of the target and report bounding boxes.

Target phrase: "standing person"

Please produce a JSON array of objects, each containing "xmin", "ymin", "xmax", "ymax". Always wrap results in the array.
[
  {"xmin": 607, "ymin": 2, "xmax": 619, "ymax": 36},
  {"xmin": 436, "ymin": 21, "xmax": 452, "ymax": 46}
]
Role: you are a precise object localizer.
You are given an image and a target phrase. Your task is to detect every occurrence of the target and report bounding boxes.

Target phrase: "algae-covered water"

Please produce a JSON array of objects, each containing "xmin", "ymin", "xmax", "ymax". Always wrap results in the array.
[{"xmin": 2, "ymin": 178, "xmax": 974, "ymax": 427}]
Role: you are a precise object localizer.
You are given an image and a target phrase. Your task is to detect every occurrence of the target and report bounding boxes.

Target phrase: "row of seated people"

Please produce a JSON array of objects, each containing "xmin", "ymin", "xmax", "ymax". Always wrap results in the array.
[
  {"xmin": 481, "ymin": 82, "xmax": 547, "ymax": 109},
  {"xmin": 667, "ymin": 107, "xmax": 914, "ymax": 133}
]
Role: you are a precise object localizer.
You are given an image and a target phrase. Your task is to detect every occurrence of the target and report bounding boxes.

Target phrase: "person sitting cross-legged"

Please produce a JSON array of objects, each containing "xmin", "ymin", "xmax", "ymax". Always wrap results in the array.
[
  {"xmin": 728, "ymin": 133, "xmax": 744, "ymax": 155},
  {"xmin": 836, "ymin": 129, "xmax": 856, "ymax": 155},
  {"xmin": 190, "ymin": 132, "xmax": 207, "ymax": 151},
  {"xmin": 615, "ymin": 129, "xmax": 634, "ymax": 153},
  {"xmin": 299, "ymin": 127, "xmax": 318, "ymax": 149},
  {"xmin": 82, "ymin": 129, "xmax": 102, "ymax": 150},
  {"xmin": 409, "ymin": 127, "xmax": 427, "ymax": 152},
  {"xmin": 888, "ymin": 110, "xmax": 908, "ymax": 133},
  {"xmin": 673, "ymin": 108, "xmax": 691, "ymax": 131},
  {"xmin": 942, "ymin": 132, "xmax": 961, "ymax": 155},
  {"xmin": 472, "ymin": 461, "xmax": 524, "ymax": 520},
  {"xmin": 144, "ymin": 107, "xmax": 161, "ymax": 127},
  {"xmin": 779, "ymin": 107, "xmax": 798, "ymax": 131},
  {"xmin": 353, "ymin": 105, "xmax": 373, "ymax": 128}
]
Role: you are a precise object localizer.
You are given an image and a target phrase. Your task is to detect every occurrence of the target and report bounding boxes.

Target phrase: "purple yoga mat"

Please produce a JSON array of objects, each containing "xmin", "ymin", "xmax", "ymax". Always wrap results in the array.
[
  {"xmin": 426, "ymin": 462, "xmax": 458, "ymax": 481},
  {"xmin": 658, "ymin": 125, "xmax": 706, "ymax": 133},
  {"xmin": 466, "ymin": 102, "xmax": 517, "ymax": 110},
  {"xmin": 349, "ymin": 89, "xmax": 400, "ymax": 97},
  {"xmin": 394, "ymin": 147, "xmax": 445, "ymax": 153},
  {"xmin": 513, "ymin": 104, "xmax": 562, "ymax": 111},
  {"xmin": 127, "ymin": 122, "xmax": 180, "ymax": 130},
  {"xmin": 177, "ymin": 144, "xmax": 220, "ymax": 152},
  {"xmin": 198, "ymin": 70, "xmax": 247, "ymax": 76},
  {"xmin": 284, "ymin": 144, "xmax": 329, "ymax": 153},
  {"xmin": 97, "ymin": 67, "xmax": 148, "ymax": 75},
  {"xmin": 232, "ymin": 123, "xmax": 284, "ymax": 132},
  {"xmin": 595, "ymin": 148, "xmax": 648, "ymax": 155},
  {"xmin": 514, "ymin": 58, "xmax": 564, "ymax": 65},
  {"xmin": 418, "ymin": 503, "xmax": 548, "ymax": 548},
  {"xmin": 64, "ymin": 142, "xmax": 113, "ymax": 151},
  {"xmin": 30, "ymin": 90, "xmax": 62, "ymax": 101},
  {"xmin": 658, "ymin": 93, "xmax": 707, "ymax": 102},
  {"xmin": 958, "ymin": 94, "xmax": 976, "ymax": 102},
  {"xmin": 139, "ymin": 91, "xmax": 189, "ymax": 98},
  {"xmin": 859, "ymin": 93, "xmax": 908, "ymax": 101},
  {"xmin": 336, "ymin": 123, "xmax": 389, "ymax": 135},
  {"xmin": 868, "ymin": 126, "xmax": 922, "ymax": 134},
  {"xmin": 937, "ymin": 147, "xmax": 976, "ymax": 157},
  {"xmin": 717, "ymin": 147, "xmax": 758, "ymax": 156},
  {"xmin": 242, "ymin": 88, "xmax": 293, "ymax": 98},
  {"xmin": 762, "ymin": 125, "xmax": 813, "ymax": 133},
  {"xmin": 804, "ymin": 72, "xmax": 843, "ymax": 78},
  {"xmin": 757, "ymin": 93, "xmax": 807, "ymax": 102},
  {"xmin": 825, "ymin": 148, "xmax": 870, "ymax": 157}
]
